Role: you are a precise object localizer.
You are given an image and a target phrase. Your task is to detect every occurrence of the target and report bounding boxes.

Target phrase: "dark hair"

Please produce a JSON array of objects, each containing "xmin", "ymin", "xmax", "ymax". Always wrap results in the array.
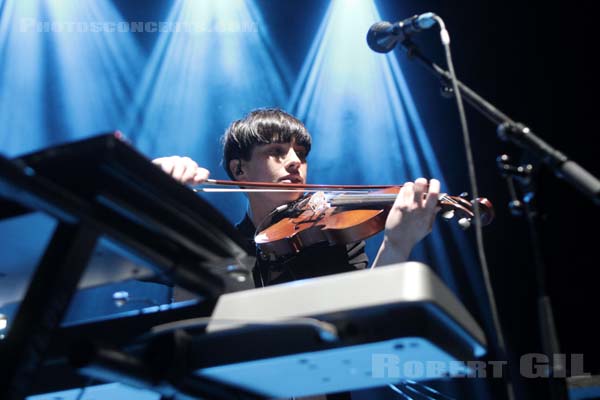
[{"xmin": 221, "ymin": 108, "xmax": 312, "ymax": 179}]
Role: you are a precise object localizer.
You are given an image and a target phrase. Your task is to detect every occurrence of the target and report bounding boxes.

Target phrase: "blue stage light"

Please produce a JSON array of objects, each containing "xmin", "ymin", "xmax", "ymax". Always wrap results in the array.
[
  {"xmin": 124, "ymin": 0, "xmax": 292, "ymax": 222},
  {"xmin": 0, "ymin": 0, "xmax": 144, "ymax": 155}
]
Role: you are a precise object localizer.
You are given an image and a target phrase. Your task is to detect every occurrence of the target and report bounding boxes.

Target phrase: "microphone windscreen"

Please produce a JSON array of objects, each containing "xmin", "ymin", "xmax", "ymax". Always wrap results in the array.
[{"xmin": 366, "ymin": 21, "xmax": 397, "ymax": 53}]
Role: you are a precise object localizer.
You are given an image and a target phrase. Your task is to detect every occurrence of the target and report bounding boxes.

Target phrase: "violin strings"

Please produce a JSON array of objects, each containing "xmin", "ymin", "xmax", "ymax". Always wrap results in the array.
[
  {"xmin": 194, "ymin": 188, "xmax": 374, "ymax": 194},
  {"xmin": 197, "ymin": 188, "xmax": 314, "ymax": 193},
  {"xmin": 197, "ymin": 179, "xmax": 448, "ymax": 191},
  {"xmin": 196, "ymin": 188, "xmax": 469, "ymax": 216}
]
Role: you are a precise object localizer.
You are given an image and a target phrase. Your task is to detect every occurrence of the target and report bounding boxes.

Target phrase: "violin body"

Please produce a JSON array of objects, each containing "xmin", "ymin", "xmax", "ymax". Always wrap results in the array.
[
  {"xmin": 254, "ymin": 187, "xmax": 494, "ymax": 258},
  {"xmin": 255, "ymin": 192, "xmax": 394, "ymax": 257}
]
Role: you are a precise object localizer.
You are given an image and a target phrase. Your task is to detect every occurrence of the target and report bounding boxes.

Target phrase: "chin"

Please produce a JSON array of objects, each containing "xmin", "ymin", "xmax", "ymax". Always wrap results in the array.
[{"xmin": 270, "ymin": 191, "xmax": 303, "ymax": 205}]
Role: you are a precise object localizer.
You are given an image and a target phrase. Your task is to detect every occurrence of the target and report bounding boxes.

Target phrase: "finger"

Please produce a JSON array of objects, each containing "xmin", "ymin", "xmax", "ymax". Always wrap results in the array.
[
  {"xmin": 181, "ymin": 167, "xmax": 197, "ymax": 184},
  {"xmin": 180, "ymin": 157, "xmax": 199, "ymax": 183},
  {"xmin": 424, "ymin": 178, "xmax": 441, "ymax": 211},
  {"xmin": 171, "ymin": 158, "xmax": 187, "ymax": 181},
  {"xmin": 193, "ymin": 167, "xmax": 210, "ymax": 183},
  {"xmin": 413, "ymin": 177, "xmax": 427, "ymax": 207},
  {"xmin": 153, "ymin": 157, "xmax": 175, "ymax": 175},
  {"xmin": 398, "ymin": 182, "xmax": 414, "ymax": 207}
]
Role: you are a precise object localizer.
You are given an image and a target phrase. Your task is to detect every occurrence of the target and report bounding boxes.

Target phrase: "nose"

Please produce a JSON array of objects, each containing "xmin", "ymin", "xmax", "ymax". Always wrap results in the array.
[{"xmin": 285, "ymin": 148, "xmax": 301, "ymax": 172}]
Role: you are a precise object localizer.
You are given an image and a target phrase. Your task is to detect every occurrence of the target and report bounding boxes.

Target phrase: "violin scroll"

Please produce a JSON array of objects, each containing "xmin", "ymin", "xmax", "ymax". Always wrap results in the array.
[{"xmin": 439, "ymin": 194, "xmax": 495, "ymax": 230}]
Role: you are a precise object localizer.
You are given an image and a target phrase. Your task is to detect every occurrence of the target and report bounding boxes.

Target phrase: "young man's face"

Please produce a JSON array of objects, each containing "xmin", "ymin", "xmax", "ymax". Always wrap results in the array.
[
  {"xmin": 237, "ymin": 139, "xmax": 308, "ymax": 203},
  {"xmin": 243, "ymin": 139, "xmax": 307, "ymax": 183}
]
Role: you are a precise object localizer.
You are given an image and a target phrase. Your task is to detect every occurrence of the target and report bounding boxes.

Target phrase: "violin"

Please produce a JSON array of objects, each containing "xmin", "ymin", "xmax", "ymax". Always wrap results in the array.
[{"xmin": 199, "ymin": 180, "xmax": 494, "ymax": 259}]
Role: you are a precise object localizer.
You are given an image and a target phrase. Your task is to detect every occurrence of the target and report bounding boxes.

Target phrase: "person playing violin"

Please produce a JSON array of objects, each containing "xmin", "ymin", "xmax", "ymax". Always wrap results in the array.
[{"xmin": 152, "ymin": 108, "xmax": 441, "ymax": 287}]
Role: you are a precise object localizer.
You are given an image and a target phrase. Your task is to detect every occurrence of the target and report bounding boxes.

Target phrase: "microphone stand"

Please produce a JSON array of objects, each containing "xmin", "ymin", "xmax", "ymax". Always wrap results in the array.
[
  {"xmin": 395, "ymin": 39, "xmax": 599, "ymax": 399},
  {"xmin": 496, "ymin": 155, "xmax": 566, "ymax": 400}
]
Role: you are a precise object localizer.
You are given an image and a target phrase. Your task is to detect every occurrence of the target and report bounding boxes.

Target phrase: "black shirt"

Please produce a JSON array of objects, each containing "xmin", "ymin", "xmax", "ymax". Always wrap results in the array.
[{"xmin": 235, "ymin": 213, "xmax": 369, "ymax": 288}]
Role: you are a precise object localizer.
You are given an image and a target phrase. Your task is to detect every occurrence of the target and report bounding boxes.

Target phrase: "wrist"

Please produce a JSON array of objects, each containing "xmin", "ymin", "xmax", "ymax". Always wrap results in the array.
[
  {"xmin": 382, "ymin": 235, "xmax": 414, "ymax": 258},
  {"xmin": 372, "ymin": 236, "xmax": 413, "ymax": 268}
]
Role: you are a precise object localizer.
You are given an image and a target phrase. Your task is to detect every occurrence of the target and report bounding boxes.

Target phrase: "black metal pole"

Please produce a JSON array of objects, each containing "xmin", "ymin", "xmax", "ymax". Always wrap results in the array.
[{"xmin": 497, "ymin": 155, "xmax": 567, "ymax": 400}]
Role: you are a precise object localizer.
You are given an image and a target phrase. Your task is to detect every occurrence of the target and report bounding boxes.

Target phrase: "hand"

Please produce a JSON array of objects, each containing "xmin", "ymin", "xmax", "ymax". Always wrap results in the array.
[
  {"xmin": 382, "ymin": 177, "xmax": 441, "ymax": 257},
  {"xmin": 152, "ymin": 156, "xmax": 210, "ymax": 184}
]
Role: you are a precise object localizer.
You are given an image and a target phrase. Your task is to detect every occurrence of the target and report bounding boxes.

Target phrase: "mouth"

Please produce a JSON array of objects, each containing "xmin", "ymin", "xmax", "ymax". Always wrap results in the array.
[{"xmin": 278, "ymin": 175, "xmax": 304, "ymax": 184}]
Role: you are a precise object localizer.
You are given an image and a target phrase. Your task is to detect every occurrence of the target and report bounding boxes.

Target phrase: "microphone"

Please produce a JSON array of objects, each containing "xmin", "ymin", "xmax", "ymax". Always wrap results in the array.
[{"xmin": 366, "ymin": 12, "xmax": 437, "ymax": 53}]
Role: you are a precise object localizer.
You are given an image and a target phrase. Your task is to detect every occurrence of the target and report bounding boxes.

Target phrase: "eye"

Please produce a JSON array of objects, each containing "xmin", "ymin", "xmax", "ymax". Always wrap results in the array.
[
  {"xmin": 295, "ymin": 148, "xmax": 307, "ymax": 160},
  {"xmin": 268, "ymin": 145, "xmax": 286, "ymax": 157}
]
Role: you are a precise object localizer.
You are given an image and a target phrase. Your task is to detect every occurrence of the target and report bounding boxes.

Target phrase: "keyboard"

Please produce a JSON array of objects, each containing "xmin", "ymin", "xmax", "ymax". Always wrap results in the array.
[{"xmin": 189, "ymin": 262, "xmax": 487, "ymax": 398}]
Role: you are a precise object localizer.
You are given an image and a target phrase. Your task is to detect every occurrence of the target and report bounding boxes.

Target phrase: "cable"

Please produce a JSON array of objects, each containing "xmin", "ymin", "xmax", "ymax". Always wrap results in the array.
[
  {"xmin": 433, "ymin": 15, "xmax": 515, "ymax": 400},
  {"xmin": 389, "ymin": 380, "xmax": 458, "ymax": 400},
  {"xmin": 405, "ymin": 380, "xmax": 457, "ymax": 400},
  {"xmin": 73, "ymin": 377, "xmax": 96, "ymax": 400},
  {"xmin": 74, "ymin": 387, "xmax": 87, "ymax": 400},
  {"xmin": 399, "ymin": 382, "xmax": 438, "ymax": 400},
  {"xmin": 388, "ymin": 383, "xmax": 416, "ymax": 399}
]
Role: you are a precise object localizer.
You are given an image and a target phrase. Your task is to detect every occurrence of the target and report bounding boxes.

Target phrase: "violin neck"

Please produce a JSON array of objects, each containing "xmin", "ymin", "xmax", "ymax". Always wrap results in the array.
[
  {"xmin": 329, "ymin": 194, "xmax": 395, "ymax": 207},
  {"xmin": 329, "ymin": 193, "xmax": 446, "ymax": 207}
]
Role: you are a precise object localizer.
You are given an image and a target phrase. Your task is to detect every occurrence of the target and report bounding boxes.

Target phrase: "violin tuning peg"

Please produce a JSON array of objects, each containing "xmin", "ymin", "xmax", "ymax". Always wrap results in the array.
[
  {"xmin": 441, "ymin": 210, "xmax": 455, "ymax": 220},
  {"xmin": 440, "ymin": 84, "xmax": 454, "ymax": 98},
  {"xmin": 509, "ymin": 200, "xmax": 524, "ymax": 216},
  {"xmin": 497, "ymin": 154, "xmax": 511, "ymax": 163},
  {"xmin": 458, "ymin": 217, "xmax": 471, "ymax": 230}
]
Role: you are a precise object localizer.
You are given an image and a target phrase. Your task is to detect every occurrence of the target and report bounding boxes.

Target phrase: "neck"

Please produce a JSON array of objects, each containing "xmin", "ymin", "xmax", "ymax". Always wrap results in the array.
[{"xmin": 247, "ymin": 192, "xmax": 299, "ymax": 228}]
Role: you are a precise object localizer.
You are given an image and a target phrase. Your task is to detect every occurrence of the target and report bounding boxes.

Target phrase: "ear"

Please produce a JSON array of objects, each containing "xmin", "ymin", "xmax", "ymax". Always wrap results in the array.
[{"xmin": 229, "ymin": 159, "xmax": 244, "ymax": 180}]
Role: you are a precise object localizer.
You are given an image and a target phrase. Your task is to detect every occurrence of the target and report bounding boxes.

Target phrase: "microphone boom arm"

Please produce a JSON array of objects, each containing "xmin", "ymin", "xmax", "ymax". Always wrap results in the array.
[{"xmin": 401, "ymin": 41, "xmax": 600, "ymax": 205}]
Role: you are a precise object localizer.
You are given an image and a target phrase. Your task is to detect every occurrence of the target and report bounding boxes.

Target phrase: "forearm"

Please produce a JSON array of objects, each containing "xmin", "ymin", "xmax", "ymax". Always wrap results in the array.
[{"xmin": 370, "ymin": 236, "xmax": 413, "ymax": 269}]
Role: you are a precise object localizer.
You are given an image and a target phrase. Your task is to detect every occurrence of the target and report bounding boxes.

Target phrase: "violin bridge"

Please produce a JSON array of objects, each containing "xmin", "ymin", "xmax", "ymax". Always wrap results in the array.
[{"xmin": 307, "ymin": 191, "xmax": 328, "ymax": 211}]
